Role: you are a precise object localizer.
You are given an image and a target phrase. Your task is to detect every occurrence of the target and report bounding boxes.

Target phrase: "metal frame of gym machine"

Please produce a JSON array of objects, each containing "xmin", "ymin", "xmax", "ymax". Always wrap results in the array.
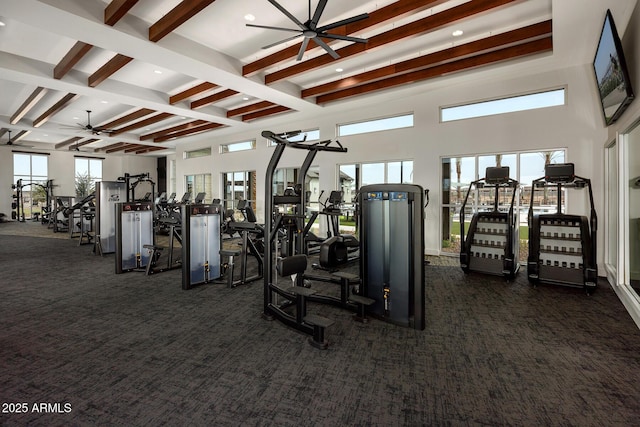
[
  {"xmin": 527, "ymin": 163, "xmax": 598, "ymax": 294},
  {"xmin": 263, "ymin": 130, "xmax": 371, "ymax": 348},
  {"xmin": 459, "ymin": 166, "xmax": 520, "ymax": 279}
]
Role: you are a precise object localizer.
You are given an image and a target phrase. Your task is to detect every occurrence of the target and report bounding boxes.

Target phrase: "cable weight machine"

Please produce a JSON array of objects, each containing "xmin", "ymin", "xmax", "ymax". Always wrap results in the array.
[{"xmin": 115, "ymin": 201, "xmax": 155, "ymax": 273}]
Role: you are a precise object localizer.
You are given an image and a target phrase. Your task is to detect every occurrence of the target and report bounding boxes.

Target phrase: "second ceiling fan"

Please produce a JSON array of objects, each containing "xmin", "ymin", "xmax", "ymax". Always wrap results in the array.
[{"xmin": 248, "ymin": 0, "xmax": 369, "ymax": 61}]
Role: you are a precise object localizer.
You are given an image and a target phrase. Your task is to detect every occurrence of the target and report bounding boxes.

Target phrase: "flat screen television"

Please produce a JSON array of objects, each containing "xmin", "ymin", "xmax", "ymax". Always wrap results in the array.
[{"xmin": 592, "ymin": 9, "xmax": 635, "ymax": 126}]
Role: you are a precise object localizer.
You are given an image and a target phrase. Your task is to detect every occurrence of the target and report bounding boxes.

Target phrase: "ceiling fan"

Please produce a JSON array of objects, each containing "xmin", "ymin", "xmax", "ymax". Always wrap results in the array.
[
  {"xmin": 62, "ymin": 110, "xmax": 114, "ymax": 135},
  {"xmin": 247, "ymin": 0, "xmax": 369, "ymax": 61},
  {"xmin": 2, "ymin": 129, "xmax": 34, "ymax": 148}
]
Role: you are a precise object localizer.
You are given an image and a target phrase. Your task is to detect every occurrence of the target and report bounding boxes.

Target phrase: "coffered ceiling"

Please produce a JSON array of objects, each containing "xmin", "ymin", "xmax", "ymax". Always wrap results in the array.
[{"xmin": 0, "ymin": 0, "xmax": 635, "ymax": 155}]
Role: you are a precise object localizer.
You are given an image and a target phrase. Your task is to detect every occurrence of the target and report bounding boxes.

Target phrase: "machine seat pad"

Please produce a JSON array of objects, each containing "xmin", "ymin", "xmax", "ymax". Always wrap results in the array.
[
  {"xmin": 349, "ymin": 294, "xmax": 375, "ymax": 306},
  {"xmin": 220, "ymin": 249, "xmax": 241, "ymax": 257},
  {"xmin": 332, "ymin": 272, "xmax": 359, "ymax": 282},
  {"xmin": 304, "ymin": 314, "xmax": 334, "ymax": 328}
]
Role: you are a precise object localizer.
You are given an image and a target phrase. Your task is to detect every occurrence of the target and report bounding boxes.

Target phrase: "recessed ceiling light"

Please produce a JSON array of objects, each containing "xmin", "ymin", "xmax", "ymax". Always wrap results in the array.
[
  {"xmin": 100, "ymin": 100, "xmax": 108, "ymax": 104},
  {"xmin": 0, "ymin": 20, "xmax": 6, "ymax": 27},
  {"xmin": 244, "ymin": 14, "xmax": 255, "ymax": 22},
  {"xmin": 73, "ymin": 116, "xmax": 80, "ymax": 120},
  {"xmin": 154, "ymin": 70, "xmax": 163, "ymax": 74},
  {"xmin": 452, "ymin": 30, "xmax": 463, "ymax": 37},
  {"xmin": 43, "ymin": 134, "xmax": 48, "ymax": 137},
  {"xmin": 243, "ymin": 97, "xmax": 249, "ymax": 101}
]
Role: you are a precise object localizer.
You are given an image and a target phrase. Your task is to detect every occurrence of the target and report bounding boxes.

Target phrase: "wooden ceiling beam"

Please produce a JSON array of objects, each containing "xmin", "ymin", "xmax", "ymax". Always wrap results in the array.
[
  {"xmin": 12, "ymin": 130, "xmax": 31, "ymax": 142},
  {"xmin": 10, "ymin": 87, "xmax": 48, "ymax": 124},
  {"xmin": 242, "ymin": 106, "xmax": 292, "ymax": 122},
  {"xmin": 54, "ymin": 42, "xmax": 94, "ymax": 80},
  {"xmin": 153, "ymin": 122, "xmax": 224, "ymax": 143},
  {"xmin": 99, "ymin": 142, "xmax": 127, "ymax": 152},
  {"xmin": 227, "ymin": 101, "xmax": 276, "ymax": 118},
  {"xmin": 69, "ymin": 138, "xmax": 101, "ymax": 150},
  {"xmin": 303, "ymin": 20, "xmax": 552, "ymax": 98},
  {"xmin": 243, "ymin": 0, "xmax": 446, "ymax": 76},
  {"xmin": 88, "ymin": 54, "xmax": 134, "ymax": 87},
  {"xmin": 149, "ymin": 0, "xmax": 217, "ymax": 42},
  {"xmin": 265, "ymin": 0, "xmax": 518, "ymax": 85},
  {"xmin": 190, "ymin": 89, "xmax": 239, "ymax": 109},
  {"xmin": 98, "ymin": 108, "xmax": 156, "ymax": 129},
  {"xmin": 134, "ymin": 146, "xmax": 167, "ymax": 154},
  {"xmin": 105, "ymin": 143, "xmax": 132, "ymax": 153},
  {"xmin": 124, "ymin": 144, "xmax": 152, "ymax": 153},
  {"xmin": 105, "ymin": 0, "xmax": 140, "ymax": 26},
  {"xmin": 140, "ymin": 120, "xmax": 208, "ymax": 141},
  {"xmin": 170, "ymin": 82, "xmax": 218, "ymax": 104},
  {"xmin": 316, "ymin": 37, "xmax": 552, "ymax": 104},
  {"xmin": 54, "ymin": 136, "xmax": 83, "ymax": 150},
  {"xmin": 108, "ymin": 112, "xmax": 174, "ymax": 136},
  {"xmin": 32, "ymin": 93, "xmax": 79, "ymax": 128}
]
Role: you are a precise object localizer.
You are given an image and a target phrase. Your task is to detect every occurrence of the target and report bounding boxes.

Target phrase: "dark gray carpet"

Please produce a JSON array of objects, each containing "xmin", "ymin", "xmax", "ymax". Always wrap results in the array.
[{"xmin": 1, "ymin": 221, "xmax": 640, "ymax": 426}]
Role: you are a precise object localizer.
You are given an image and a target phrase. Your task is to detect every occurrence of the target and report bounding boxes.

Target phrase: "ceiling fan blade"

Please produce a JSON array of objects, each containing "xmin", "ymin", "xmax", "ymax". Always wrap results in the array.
[
  {"xmin": 246, "ymin": 23, "xmax": 301, "ymax": 33},
  {"xmin": 317, "ymin": 13, "xmax": 369, "ymax": 32},
  {"xmin": 261, "ymin": 33, "xmax": 303, "ymax": 50},
  {"xmin": 319, "ymin": 33, "xmax": 368, "ymax": 44},
  {"xmin": 267, "ymin": 0, "xmax": 306, "ymax": 30},
  {"xmin": 297, "ymin": 37, "xmax": 311, "ymax": 61},
  {"xmin": 310, "ymin": 0, "xmax": 328, "ymax": 28},
  {"xmin": 313, "ymin": 36, "xmax": 340, "ymax": 59}
]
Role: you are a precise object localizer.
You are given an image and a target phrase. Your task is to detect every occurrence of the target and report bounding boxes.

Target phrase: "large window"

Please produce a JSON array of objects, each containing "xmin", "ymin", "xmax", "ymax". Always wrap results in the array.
[
  {"xmin": 441, "ymin": 88, "xmax": 566, "ymax": 122},
  {"xmin": 75, "ymin": 157, "xmax": 102, "ymax": 197},
  {"xmin": 337, "ymin": 113, "xmax": 414, "ymax": 137},
  {"xmin": 13, "ymin": 152, "xmax": 48, "ymax": 219},
  {"xmin": 184, "ymin": 147, "xmax": 211, "ymax": 158},
  {"xmin": 441, "ymin": 150, "xmax": 566, "ymax": 259},
  {"xmin": 185, "ymin": 173, "xmax": 212, "ymax": 202},
  {"xmin": 222, "ymin": 170, "xmax": 256, "ymax": 219},
  {"xmin": 220, "ymin": 140, "xmax": 255, "ymax": 153}
]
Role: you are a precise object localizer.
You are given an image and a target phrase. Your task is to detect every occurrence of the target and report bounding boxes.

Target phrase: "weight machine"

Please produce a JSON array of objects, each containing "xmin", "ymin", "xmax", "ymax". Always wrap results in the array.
[
  {"xmin": 459, "ymin": 167, "xmax": 520, "ymax": 279},
  {"xmin": 263, "ymin": 130, "xmax": 376, "ymax": 348},
  {"xmin": 115, "ymin": 201, "xmax": 155, "ymax": 274},
  {"xmin": 527, "ymin": 163, "xmax": 598, "ymax": 293},
  {"xmin": 11, "ymin": 179, "xmax": 54, "ymax": 222},
  {"xmin": 359, "ymin": 184, "xmax": 426, "ymax": 330},
  {"xmin": 181, "ymin": 203, "xmax": 222, "ymax": 289},
  {"xmin": 117, "ymin": 172, "xmax": 155, "ymax": 203}
]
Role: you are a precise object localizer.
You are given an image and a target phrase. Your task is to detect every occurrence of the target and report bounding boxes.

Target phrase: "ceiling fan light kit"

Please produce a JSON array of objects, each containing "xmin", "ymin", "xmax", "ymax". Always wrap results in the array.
[{"xmin": 247, "ymin": 0, "xmax": 369, "ymax": 61}]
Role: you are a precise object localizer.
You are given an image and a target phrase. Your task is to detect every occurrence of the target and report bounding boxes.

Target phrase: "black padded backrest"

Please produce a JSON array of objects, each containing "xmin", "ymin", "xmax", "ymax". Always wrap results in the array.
[
  {"xmin": 236, "ymin": 199, "xmax": 247, "ymax": 209},
  {"xmin": 485, "ymin": 167, "xmax": 510, "ymax": 184},
  {"xmin": 244, "ymin": 205, "xmax": 257, "ymax": 223},
  {"xmin": 545, "ymin": 163, "xmax": 575, "ymax": 183},
  {"xmin": 180, "ymin": 192, "xmax": 191, "ymax": 203},
  {"xmin": 277, "ymin": 254, "xmax": 307, "ymax": 277}
]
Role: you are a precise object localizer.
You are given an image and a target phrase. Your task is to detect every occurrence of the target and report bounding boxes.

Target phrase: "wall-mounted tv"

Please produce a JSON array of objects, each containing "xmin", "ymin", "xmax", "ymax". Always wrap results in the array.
[{"xmin": 592, "ymin": 9, "xmax": 635, "ymax": 126}]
